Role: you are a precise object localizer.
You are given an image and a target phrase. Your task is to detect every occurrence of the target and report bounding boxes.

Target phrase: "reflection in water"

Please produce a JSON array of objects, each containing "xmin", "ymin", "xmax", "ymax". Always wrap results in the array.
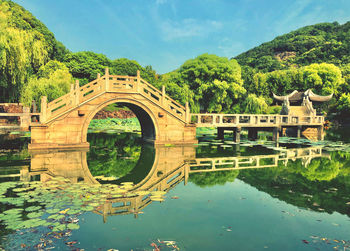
[
  {"xmin": 2, "ymin": 133, "xmax": 350, "ymax": 250},
  {"xmin": 11, "ymin": 143, "xmax": 335, "ymax": 222}
]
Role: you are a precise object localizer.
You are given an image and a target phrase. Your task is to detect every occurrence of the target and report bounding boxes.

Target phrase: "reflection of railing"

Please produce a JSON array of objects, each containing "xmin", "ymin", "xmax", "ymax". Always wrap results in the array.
[
  {"xmin": 191, "ymin": 113, "xmax": 324, "ymax": 127},
  {"xmin": 40, "ymin": 70, "xmax": 188, "ymax": 124},
  {"xmin": 188, "ymin": 147, "xmax": 325, "ymax": 172}
]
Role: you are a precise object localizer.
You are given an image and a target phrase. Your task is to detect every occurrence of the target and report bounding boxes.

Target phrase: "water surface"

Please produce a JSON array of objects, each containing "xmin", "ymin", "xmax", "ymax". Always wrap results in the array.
[{"xmin": 0, "ymin": 131, "xmax": 350, "ymax": 250}]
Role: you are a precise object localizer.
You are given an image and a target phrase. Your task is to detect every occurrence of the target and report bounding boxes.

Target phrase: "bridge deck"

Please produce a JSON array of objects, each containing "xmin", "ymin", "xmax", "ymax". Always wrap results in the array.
[{"xmin": 191, "ymin": 113, "xmax": 324, "ymax": 128}]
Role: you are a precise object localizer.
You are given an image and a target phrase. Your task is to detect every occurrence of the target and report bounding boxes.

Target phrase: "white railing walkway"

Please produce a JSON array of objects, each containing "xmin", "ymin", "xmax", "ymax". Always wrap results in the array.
[{"xmin": 191, "ymin": 113, "xmax": 324, "ymax": 128}]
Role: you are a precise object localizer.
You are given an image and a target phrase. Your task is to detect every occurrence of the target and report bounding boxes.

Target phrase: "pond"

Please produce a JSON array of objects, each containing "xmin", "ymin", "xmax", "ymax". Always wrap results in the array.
[{"xmin": 0, "ymin": 129, "xmax": 350, "ymax": 250}]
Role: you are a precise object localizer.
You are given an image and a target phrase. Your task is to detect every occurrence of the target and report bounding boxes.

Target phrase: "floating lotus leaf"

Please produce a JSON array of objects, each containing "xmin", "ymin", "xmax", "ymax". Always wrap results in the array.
[
  {"xmin": 48, "ymin": 214, "xmax": 64, "ymax": 220},
  {"xmin": 27, "ymin": 198, "xmax": 39, "ymax": 203},
  {"xmin": 6, "ymin": 221, "xmax": 25, "ymax": 230},
  {"xmin": 0, "ymin": 213, "xmax": 21, "ymax": 221},
  {"xmin": 20, "ymin": 218, "xmax": 47, "ymax": 229},
  {"xmin": 52, "ymin": 224, "xmax": 66, "ymax": 232},
  {"xmin": 46, "ymin": 208, "xmax": 60, "ymax": 214},
  {"xmin": 25, "ymin": 206, "xmax": 42, "ymax": 212},
  {"xmin": 1, "ymin": 197, "xmax": 24, "ymax": 206},
  {"xmin": 81, "ymin": 206, "xmax": 94, "ymax": 211},
  {"xmin": 27, "ymin": 211, "xmax": 44, "ymax": 219},
  {"xmin": 67, "ymin": 223, "xmax": 80, "ymax": 230},
  {"xmin": 66, "ymin": 209, "xmax": 81, "ymax": 215},
  {"xmin": 3, "ymin": 208, "xmax": 23, "ymax": 214}
]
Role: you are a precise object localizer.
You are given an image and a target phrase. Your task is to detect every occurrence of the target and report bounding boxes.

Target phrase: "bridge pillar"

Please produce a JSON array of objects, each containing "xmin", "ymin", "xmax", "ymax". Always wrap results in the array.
[
  {"xmin": 248, "ymin": 128, "xmax": 258, "ymax": 140},
  {"xmin": 217, "ymin": 127, "xmax": 225, "ymax": 140},
  {"xmin": 273, "ymin": 127, "xmax": 280, "ymax": 142},
  {"xmin": 234, "ymin": 127, "xmax": 241, "ymax": 143}
]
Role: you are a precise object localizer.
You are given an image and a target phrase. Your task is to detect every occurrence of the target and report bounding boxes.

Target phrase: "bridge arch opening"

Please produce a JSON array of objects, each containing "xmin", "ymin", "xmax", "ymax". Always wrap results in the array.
[
  {"xmin": 86, "ymin": 133, "xmax": 156, "ymax": 185},
  {"xmin": 82, "ymin": 99, "xmax": 159, "ymax": 144}
]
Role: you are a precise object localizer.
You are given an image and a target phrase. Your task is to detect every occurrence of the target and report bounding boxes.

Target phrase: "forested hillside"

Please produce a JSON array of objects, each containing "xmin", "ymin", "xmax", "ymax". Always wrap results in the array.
[
  {"xmin": 1, "ymin": 0, "xmax": 350, "ymax": 120},
  {"xmin": 235, "ymin": 22, "xmax": 350, "ymax": 72}
]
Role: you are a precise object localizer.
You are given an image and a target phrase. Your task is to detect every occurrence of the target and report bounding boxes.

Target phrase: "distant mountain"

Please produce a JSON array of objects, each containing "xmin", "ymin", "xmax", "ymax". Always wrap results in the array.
[{"xmin": 234, "ymin": 22, "xmax": 350, "ymax": 72}]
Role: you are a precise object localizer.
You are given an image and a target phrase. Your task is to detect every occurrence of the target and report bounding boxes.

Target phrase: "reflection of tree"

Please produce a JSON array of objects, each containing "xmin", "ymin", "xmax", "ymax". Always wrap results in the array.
[
  {"xmin": 189, "ymin": 170, "xmax": 239, "ymax": 187},
  {"xmin": 87, "ymin": 133, "xmax": 141, "ymax": 179},
  {"xmin": 295, "ymin": 158, "xmax": 341, "ymax": 181},
  {"xmin": 238, "ymin": 151, "xmax": 350, "ymax": 216}
]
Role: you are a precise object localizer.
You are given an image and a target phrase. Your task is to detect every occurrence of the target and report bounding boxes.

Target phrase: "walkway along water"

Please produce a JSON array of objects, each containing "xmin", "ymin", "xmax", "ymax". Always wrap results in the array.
[{"xmin": 25, "ymin": 69, "xmax": 325, "ymax": 150}]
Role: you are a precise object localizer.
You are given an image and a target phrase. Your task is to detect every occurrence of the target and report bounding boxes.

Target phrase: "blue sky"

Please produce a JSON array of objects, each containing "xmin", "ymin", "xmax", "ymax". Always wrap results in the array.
[{"xmin": 14, "ymin": 0, "xmax": 350, "ymax": 73}]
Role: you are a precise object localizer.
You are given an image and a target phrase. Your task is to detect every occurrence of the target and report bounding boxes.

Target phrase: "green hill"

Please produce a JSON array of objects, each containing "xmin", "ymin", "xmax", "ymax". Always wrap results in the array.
[{"xmin": 234, "ymin": 22, "xmax": 350, "ymax": 72}]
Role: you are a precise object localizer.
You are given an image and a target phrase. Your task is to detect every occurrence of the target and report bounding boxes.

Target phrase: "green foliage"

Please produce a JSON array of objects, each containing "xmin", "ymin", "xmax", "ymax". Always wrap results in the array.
[
  {"xmin": 110, "ymin": 58, "xmax": 157, "ymax": 84},
  {"xmin": 63, "ymin": 51, "xmax": 110, "ymax": 85},
  {"xmin": 87, "ymin": 133, "xmax": 142, "ymax": 179},
  {"xmin": 239, "ymin": 150, "xmax": 350, "ymax": 216},
  {"xmin": 243, "ymin": 94, "xmax": 268, "ymax": 114},
  {"xmin": 157, "ymin": 54, "xmax": 246, "ymax": 113},
  {"xmin": 189, "ymin": 170, "xmax": 239, "ymax": 187},
  {"xmin": 267, "ymin": 105, "xmax": 282, "ymax": 114},
  {"xmin": 0, "ymin": 0, "xmax": 68, "ymax": 102},
  {"xmin": 302, "ymin": 63, "xmax": 343, "ymax": 95},
  {"xmin": 235, "ymin": 22, "xmax": 350, "ymax": 72},
  {"xmin": 336, "ymin": 93, "xmax": 350, "ymax": 116},
  {"xmin": 296, "ymin": 158, "xmax": 341, "ymax": 181},
  {"xmin": 20, "ymin": 62, "xmax": 72, "ymax": 108},
  {"xmin": 340, "ymin": 64, "xmax": 350, "ymax": 93}
]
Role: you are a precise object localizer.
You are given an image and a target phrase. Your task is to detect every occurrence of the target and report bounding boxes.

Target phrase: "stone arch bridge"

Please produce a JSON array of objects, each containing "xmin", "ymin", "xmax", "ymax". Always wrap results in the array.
[{"xmin": 29, "ymin": 69, "xmax": 325, "ymax": 150}]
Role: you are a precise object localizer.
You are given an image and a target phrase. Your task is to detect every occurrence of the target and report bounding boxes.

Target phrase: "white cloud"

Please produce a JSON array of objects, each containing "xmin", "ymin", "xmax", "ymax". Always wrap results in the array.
[{"xmin": 160, "ymin": 18, "xmax": 223, "ymax": 41}]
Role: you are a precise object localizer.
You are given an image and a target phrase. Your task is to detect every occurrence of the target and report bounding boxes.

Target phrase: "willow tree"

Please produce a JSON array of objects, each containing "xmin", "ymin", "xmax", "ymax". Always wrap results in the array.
[
  {"xmin": 243, "ymin": 94, "xmax": 268, "ymax": 114},
  {"xmin": 20, "ymin": 61, "xmax": 72, "ymax": 109},
  {"xmin": 0, "ymin": 1, "xmax": 68, "ymax": 102}
]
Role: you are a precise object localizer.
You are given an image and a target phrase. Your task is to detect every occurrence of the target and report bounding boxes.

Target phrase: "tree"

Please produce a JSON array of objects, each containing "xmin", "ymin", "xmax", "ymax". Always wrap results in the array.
[
  {"xmin": 110, "ymin": 58, "xmax": 157, "ymax": 84},
  {"xmin": 243, "ymin": 94, "xmax": 268, "ymax": 114},
  {"xmin": 160, "ymin": 54, "xmax": 246, "ymax": 113},
  {"xmin": 20, "ymin": 62, "xmax": 72, "ymax": 109},
  {"xmin": 63, "ymin": 51, "xmax": 110, "ymax": 85},
  {"xmin": 0, "ymin": 1, "xmax": 69, "ymax": 102},
  {"xmin": 302, "ymin": 63, "xmax": 343, "ymax": 95},
  {"xmin": 336, "ymin": 93, "xmax": 350, "ymax": 116}
]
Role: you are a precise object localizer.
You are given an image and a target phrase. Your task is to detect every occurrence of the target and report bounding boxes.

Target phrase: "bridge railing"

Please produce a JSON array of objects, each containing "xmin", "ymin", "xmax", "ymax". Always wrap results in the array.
[
  {"xmin": 191, "ymin": 113, "xmax": 324, "ymax": 127},
  {"xmin": 41, "ymin": 69, "xmax": 188, "ymax": 123}
]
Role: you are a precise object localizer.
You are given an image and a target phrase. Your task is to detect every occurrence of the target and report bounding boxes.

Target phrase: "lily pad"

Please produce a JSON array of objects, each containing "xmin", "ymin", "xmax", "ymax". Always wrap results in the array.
[{"xmin": 67, "ymin": 223, "xmax": 80, "ymax": 230}]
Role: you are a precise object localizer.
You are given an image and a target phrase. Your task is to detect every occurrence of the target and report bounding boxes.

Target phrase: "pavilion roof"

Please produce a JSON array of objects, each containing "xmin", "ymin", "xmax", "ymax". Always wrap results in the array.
[{"xmin": 273, "ymin": 89, "xmax": 333, "ymax": 102}]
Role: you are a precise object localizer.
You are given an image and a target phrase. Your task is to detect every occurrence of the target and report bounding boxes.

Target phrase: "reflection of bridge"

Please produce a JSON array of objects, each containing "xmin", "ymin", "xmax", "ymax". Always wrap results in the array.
[
  {"xmin": 29, "ymin": 70, "xmax": 324, "ymax": 150},
  {"xmin": 189, "ymin": 147, "xmax": 326, "ymax": 172},
  {"xmin": 0, "ymin": 145, "xmax": 328, "ymax": 221}
]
